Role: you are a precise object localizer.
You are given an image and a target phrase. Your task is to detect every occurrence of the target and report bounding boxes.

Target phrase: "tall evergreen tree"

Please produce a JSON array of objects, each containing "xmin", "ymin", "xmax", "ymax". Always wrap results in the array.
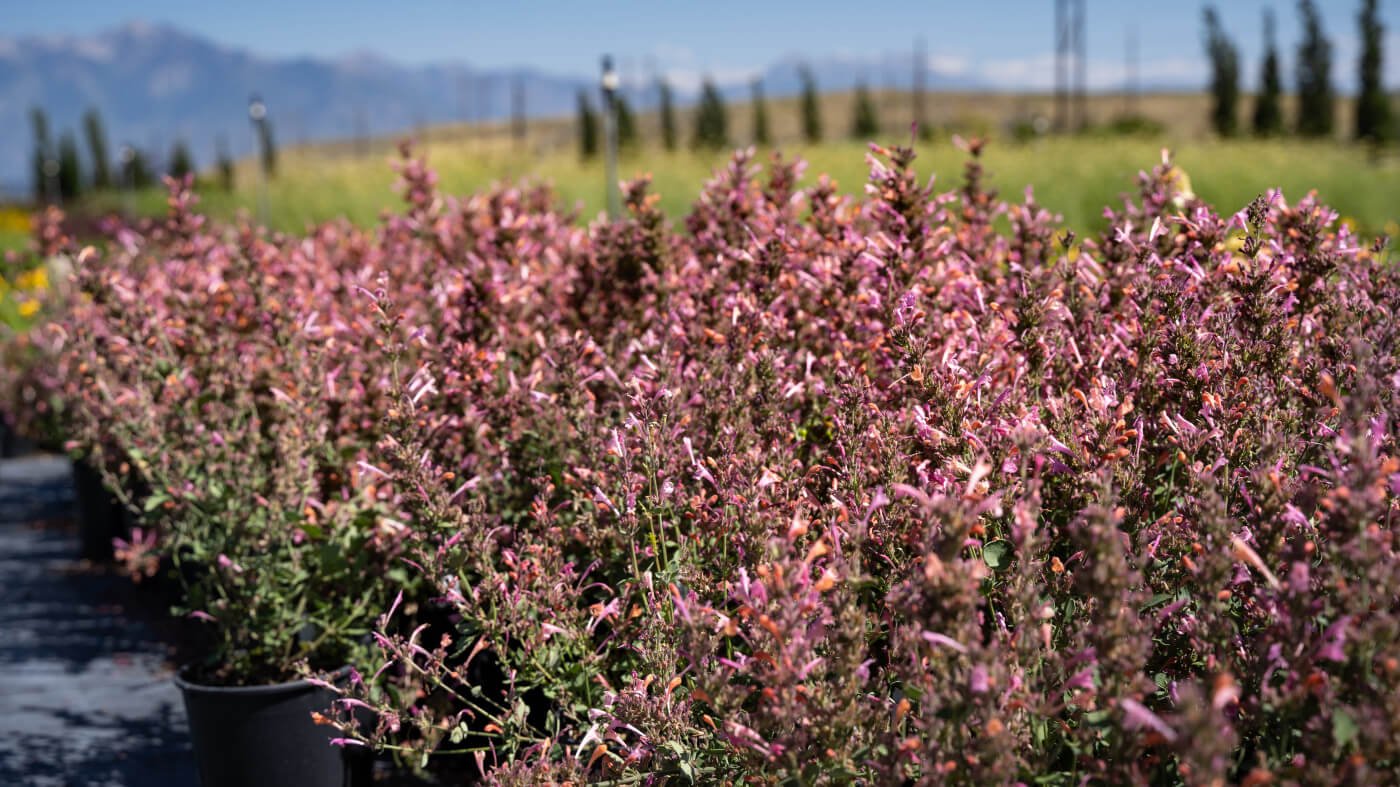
[
  {"xmin": 1295, "ymin": 0, "xmax": 1335, "ymax": 137},
  {"xmin": 615, "ymin": 95, "xmax": 639, "ymax": 151},
  {"xmin": 800, "ymin": 66, "xmax": 822, "ymax": 143},
  {"xmin": 751, "ymin": 79, "xmax": 771, "ymax": 146},
  {"xmin": 57, "ymin": 132, "xmax": 82, "ymax": 201},
  {"xmin": 1253, "ymin": 9, "xmax": 1285, "ymax": 136},
  {"xmin": 169, "ymin": 140, "xmax": 196, "ymax": 180},
  {"xmin": 577, "ymin": 91, "xmax": 599, "ymax": 159},
  {"xmin": 692, "ymin": 79, "xmax": 729, "ymax": 150},
  {"xmin": 851, "ymin": 82, "xmax": 880, "ymax": 139},
  {"xmin": 30, "ymin": 107, "xmax": 52, "ymax": 203},
  {"xmin": 1356, "ymin": 0, "xmax": 1392, "ymax": 142},
  {"xmin": 83, "ymin": 109, "xmax": 112, "ymax": 190},
  {"xmin": 1203, "ymin": 7, "xmax": 1241, "ymax": 137},
  {"xmin": 123, "ymin": 147, "xmax": 155, "ymax": 190},
  {"xmin": 658, "ymin": 79, "xmax": 678, "ymax": 151}
]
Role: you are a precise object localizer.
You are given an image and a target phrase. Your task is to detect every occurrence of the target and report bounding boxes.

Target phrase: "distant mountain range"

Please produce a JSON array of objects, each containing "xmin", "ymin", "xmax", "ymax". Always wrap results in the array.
[{"xmin": 0, "ymin": 21, "xmax": 1191, "ymax": 198}]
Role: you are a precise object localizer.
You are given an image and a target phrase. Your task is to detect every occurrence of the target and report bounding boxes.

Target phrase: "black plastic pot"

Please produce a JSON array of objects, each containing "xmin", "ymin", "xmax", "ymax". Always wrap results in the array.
[
  {"xmin": 174, "ymin": 668, "xmax": 372, "ymax": 787},
  {"xmin": 72, "ymin": 459, "xmax": 125, "ymax": 562}
]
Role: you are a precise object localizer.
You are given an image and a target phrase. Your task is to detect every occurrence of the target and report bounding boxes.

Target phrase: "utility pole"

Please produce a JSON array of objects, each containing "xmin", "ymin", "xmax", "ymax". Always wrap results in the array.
[
  {"xmin": 913, "ymin": 36, "xmax": 927, "ymax": 138},
  {"xmin": 1055, "ymin": 0, "xmax": 1069, "ymax": 132},
  {"xmin": 119, "ymin": 144, "xmax": 135, "ymax": 216},
  {"xmin": 1125, "ymin": 25, "xmax": 1138, "ymax": 117},
  {"xmin": 1074, "ymin": 0, "xmax": 1086, "ymax": 130},
  {"xmin": 511, "ymin": 75, "xmax": 526, "ymax": 150},
  {"xmin": 1054, "ymin": 0, "xmax": 1087, "ymax": 132},
  {"xmin": 600, "ymin": 55, "xmax": 620, "ymax": 219}
]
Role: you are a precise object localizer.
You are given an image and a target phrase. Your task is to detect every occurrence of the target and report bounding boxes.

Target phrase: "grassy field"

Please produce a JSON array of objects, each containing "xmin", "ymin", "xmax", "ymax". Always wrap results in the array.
[
  {"xmin": 86, "ymin": 134, "xmax": 1400, "ymax": 241},
  {"xmin": 35, "ymin": 89, "xmax": 1400, "ymax": 245}
]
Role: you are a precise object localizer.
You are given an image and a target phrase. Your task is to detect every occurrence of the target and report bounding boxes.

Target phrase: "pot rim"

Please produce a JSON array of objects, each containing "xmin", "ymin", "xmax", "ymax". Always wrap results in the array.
[{"xmin": 174, "ymin": 664, "xmax": 352, "ymax": 695}]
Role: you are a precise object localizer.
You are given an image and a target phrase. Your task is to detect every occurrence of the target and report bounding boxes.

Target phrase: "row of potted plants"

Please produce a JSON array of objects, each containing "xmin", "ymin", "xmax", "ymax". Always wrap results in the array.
[{"xmin": 3, "ymin": 140, "xmax": 1398, "ymax": 784}]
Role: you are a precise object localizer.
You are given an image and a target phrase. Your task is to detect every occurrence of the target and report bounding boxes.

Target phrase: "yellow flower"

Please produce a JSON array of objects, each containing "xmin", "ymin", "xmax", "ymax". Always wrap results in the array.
[
  {"xmin": 16, "ymin": 267, "xmax": 48, "ymax": 292},
  {"xmin": 18, "ymin": 298, "xmax": 40, "ymax": 318}
]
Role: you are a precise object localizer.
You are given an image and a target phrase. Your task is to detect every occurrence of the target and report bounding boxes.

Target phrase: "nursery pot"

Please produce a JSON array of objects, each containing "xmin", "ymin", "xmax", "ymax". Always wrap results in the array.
[
  {"xmin": 72, "ymin": 459, "xmax": 124, "ymax": 562},
  {"xmin": 174, "ymin": 668, "xmax": 371, "ymax": 787}
]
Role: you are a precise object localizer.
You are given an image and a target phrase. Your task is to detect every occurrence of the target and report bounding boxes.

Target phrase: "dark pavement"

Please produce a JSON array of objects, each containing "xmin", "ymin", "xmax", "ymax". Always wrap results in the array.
[{"xmin": 0, "ymin": 454, "xmax": 198, "ymax": 786}]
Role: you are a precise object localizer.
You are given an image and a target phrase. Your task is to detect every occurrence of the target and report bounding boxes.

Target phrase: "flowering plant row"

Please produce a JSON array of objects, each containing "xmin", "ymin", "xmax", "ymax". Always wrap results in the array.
[{"xmin": 8, "ymin": 140, "xmax": 1399, "ymax": 783}]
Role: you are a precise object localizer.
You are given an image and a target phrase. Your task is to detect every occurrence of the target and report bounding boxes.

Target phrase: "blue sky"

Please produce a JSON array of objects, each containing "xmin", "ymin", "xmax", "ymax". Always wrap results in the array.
[{"xmin": 7, "ymin": 1, "xmax": 1398, "ymax": 90}]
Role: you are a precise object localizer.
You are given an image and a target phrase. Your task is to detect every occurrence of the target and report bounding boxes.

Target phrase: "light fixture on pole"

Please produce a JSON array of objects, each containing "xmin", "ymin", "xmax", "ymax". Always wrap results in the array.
[{"xmin": 600, "ymin": 55, "xmax": 620, "ymax": 219}]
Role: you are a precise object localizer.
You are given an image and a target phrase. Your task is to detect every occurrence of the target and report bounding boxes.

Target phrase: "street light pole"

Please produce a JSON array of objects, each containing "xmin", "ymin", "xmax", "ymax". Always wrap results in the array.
[
  {"xmin": 600, "ymin": 55, "xmax": 620, "ymax": 220},
  {"xmin": 248, "ymin": 95, "xmax": 270, "ymax": 226}
]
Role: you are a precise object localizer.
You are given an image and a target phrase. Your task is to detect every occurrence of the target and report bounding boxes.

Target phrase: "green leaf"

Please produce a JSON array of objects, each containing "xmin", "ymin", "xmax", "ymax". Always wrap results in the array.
[
  {"xmin": 983, "ymin": 540, "xmax": 1012, "ymax": 570},
  {"xmin": 143, "ymin": 493, "xmax": 170, "ymax": 512},
  {"xmin": 1333, "ymin": 708, "xmax": 1359, "ymax": 750}
]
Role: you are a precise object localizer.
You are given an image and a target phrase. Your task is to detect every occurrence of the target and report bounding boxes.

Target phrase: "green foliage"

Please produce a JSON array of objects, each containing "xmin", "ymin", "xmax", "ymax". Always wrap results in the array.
[
  {"xmin": 1203, "ymin": 6, "xmax": 1240, "ymax": 137},
  {"xmin": 691, "ymin": 79, "xmax": 728, "ymax": 151},
  {"xmin": 658, "ymin": 79, "xmax": 677, "ymax": 151},
  {"xmin": 751, "ymin": 79, "xmax": 771, "ymax": 146},
  {"xmin": 123, "ymin": 148, "xmax": 155, "ymax": 190},
  {"xmin": 57, "ymin": 132, "xmax": 82, "ymax": 202},
  {"xmin": 1356, "ymin": 0, "xmax": 1392, "ymax": 142},
  {"xmin": 1295, "ymin": 0, "xmax": 1335, "ymax": 137},
  {"xmin": 216, "ymin": 137, "xmax": 234, "ymax": 192},
  {"xmin": 169, "ymin": 140, "xmax": 196, "ymax": 181},
  {"xmin": 30, "ymin": 107, "xmax": 51, "ymax": 203},
  {"xmin": 1254, "ymin": 9, "xmax": 1285, "ymax": 137},
  {"xmin": 83, "ymin": 109, "xmax": 111, "ymax": 191},
  {"xmin": 850, "ymin": 82, "xmax": 880, "ymax": 139},
  {"xmin": 577, "ymin": 90, "xmax": 599, "ymax": 160},
  {"xmin": 800, "ymin": 65, "xmax": 822, "ymax": 143}
]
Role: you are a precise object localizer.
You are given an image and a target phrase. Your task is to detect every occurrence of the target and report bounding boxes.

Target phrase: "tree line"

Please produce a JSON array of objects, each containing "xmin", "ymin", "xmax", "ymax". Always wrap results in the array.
[
  {"xmin": 1204, "ymin": 0, "xmax": 1392, "ymax": 141},
  {"xmin": 576, "ymin": 65, "xmax": 882, "ymax": 159},
  {"xmin": 28, "ymin": 107, "xmax": 265, "ymax": 204}
]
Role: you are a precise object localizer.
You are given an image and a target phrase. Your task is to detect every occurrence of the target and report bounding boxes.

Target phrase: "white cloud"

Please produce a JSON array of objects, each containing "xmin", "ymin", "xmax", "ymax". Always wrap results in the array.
[
  {"xmin": 977, "ymin": 53, "xmax": 1205, "ymax": 91},
  {"xmin": 666, "ymin": 65, "xmax": 763, "ymax": 94},
  {"xmin": 927, "ymin": 54, "xmax": 970, "ymax": 77}
]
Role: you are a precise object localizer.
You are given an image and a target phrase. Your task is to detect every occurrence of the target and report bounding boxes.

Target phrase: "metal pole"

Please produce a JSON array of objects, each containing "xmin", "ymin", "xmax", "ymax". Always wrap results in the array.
[
  {"xmin": 249, "ymin": 95, "xmax": 270, "ymax": 226},
  {"xmin": 601, "ymin": 55, "xmax": 620, "ymax": 219},
  {"xmin": 1074, "ymin": 0, "xmax": 1087, "ymax": 131},
  {"xmin": 119, "ymin": 145, "xmax": 135, "ymax": 217},
  {"xmin": 913, "ymin": 36, "xmax": 926, "ymax": 138}
]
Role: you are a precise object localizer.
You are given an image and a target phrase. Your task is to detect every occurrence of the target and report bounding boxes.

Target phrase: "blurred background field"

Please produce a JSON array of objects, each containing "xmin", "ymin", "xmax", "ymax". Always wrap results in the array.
[{"xmin": 76, "ymin": 89, "xmax": 1400, "ymax": 240}]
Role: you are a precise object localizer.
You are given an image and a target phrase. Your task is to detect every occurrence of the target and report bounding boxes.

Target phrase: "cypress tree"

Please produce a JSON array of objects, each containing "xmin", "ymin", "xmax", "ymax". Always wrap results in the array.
[
  {"xmin": 658, "ymin": 79, "xmax": 678, "ymax": 151},
  {"xmin": 124, "ymin": 148, "xmax": 155, "ymax": 190},
  {"xmin": 30, "ymin": 107, "xmax": 52, "ymax": 203},
  {"xmin": 57, "ymin": 132, "xmax": 82, "ymax": 201},
  {"xmin": 692, "ymin": 79, "xmax": 728, "ymax": 150},
  {"xmin": 751, "ymin": 79, "xmax": 771, "ymax": 146},
  {"xmin": 169, "ymin": 140, "xmax": 196, "ymax": 181},
  {"xmin": 577, "ymin": 90, "xmax": 599, "ymax": 159},
  {"xmin": 1253, "ymin": 9, "xmax": 1285, "ymax": 136},
  {"xmin": 800, "ymin": 66, "xmax": 822, "ymax": 143},
  {"xmin": 1356, "ymin": 0, "xmax": 1391, "ymax": 142},
  {"xmin": 615, "ymin": 95, "xmax": 638, "ymax": 151},
  {"xmin": 851, "ymin": 82, "xmax": 880, "ymax": 139},
  {"xmin": 1203, "ymin": 7, "xmax": 1241, "ymax": 137},
  {"xmin": 1295, "ymin": 0, "xmax": 1335, "ymax": 137},
  {"xmin": 83, "ymin": 109, "xmax": 112, "ymax": 190}
]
